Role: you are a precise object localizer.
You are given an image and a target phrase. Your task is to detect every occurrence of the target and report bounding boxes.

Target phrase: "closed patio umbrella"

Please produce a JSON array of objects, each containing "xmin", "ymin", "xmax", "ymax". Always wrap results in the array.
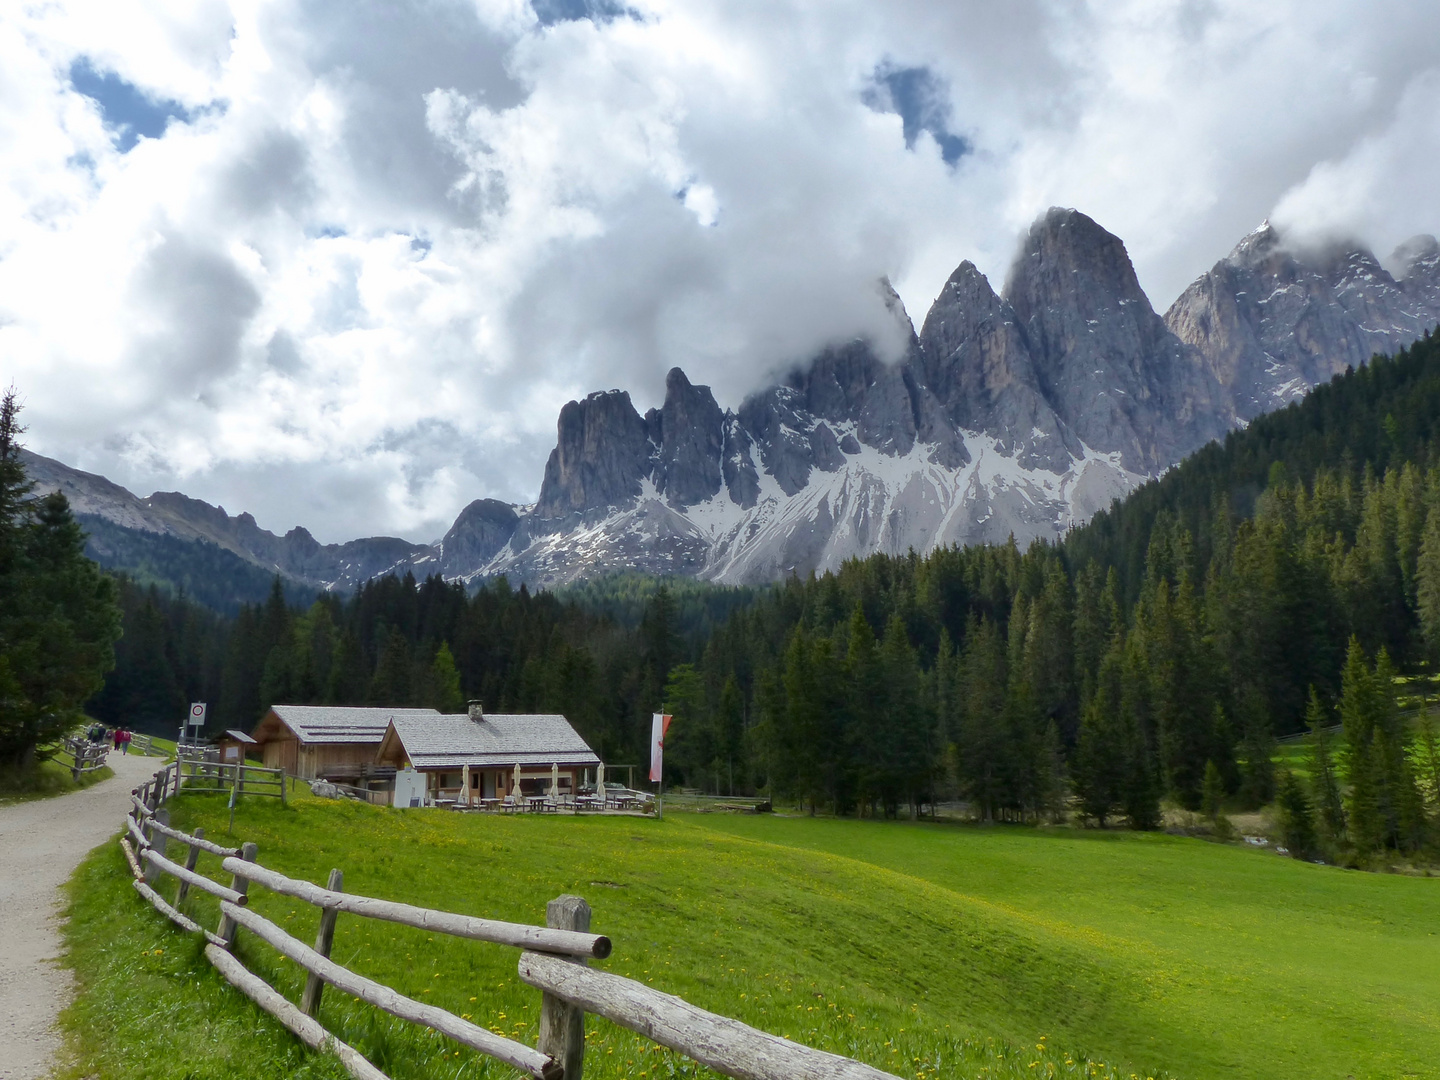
[
  {"xmin": 550, "ymin": 761, "xmax": 560, "ymax": 802},
  {"xmin": 596, "ymin": 761, "xmax": 605, "ymax": 799},
  {"xmin": 461, "ymin": 764, "xmax": 471, "ymax": 807},
  {"xmin": 512, "ymin": 762, "xmax": 521, "ymax": 803}
]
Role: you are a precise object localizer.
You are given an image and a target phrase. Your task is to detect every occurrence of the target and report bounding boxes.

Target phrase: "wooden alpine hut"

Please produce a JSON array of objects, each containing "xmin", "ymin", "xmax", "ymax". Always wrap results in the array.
[
  {"xmin": 375, "ymin": 701, "xmax": 600, "ymax": 807},
  {"xmin": 250, "ymin": 705, "xmax": 442, "ymax": 782}
]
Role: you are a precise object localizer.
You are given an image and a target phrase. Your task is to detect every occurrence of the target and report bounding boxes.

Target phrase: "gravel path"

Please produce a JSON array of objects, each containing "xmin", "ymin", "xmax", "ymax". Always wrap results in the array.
[{"xmin": 0, "ymin": 752, "xmax": 164, "ymax": 1080}]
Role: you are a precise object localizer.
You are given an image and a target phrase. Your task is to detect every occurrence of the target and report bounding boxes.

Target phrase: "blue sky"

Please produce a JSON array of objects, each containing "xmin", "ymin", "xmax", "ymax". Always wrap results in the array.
[{"xmin": 69, "ymin": 57, "xmax": 192, "ymax": 153}]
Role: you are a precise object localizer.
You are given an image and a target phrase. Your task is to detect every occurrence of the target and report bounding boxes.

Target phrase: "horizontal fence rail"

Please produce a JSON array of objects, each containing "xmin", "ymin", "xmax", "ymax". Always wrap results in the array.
[
  {"xmin": 518, "ymin": 951, "xmax": 897, "ymax": 1080},
  {"xmin": 119, "ymin": 758, "xmax": 902, "ymax": 1080},
  {"xmin": 218, "ymin": 900, "xmax": 559, "ymax": 1080},
  {"xmin": 223, "ymin": 857, "xmax": 612, "ymax": 959},
  {"xmin": 203, "ymin": 943, "xmax": 388, "ymax": 1080}
]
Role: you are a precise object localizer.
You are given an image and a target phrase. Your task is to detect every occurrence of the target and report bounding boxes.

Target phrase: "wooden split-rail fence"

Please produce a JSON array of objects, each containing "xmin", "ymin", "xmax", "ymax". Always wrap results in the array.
[
  {"xmin": 55, "ymin": 736, "xmax": 108, "ymax": 780},
  {"xmin": 124, "ymin": 760, "xmax": 899, "ymax": 1080}
]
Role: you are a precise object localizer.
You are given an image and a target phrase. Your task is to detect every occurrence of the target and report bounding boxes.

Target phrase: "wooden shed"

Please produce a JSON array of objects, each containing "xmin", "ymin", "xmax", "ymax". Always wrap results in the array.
[
  {"xmin": 250, "ymin": 705, "xmax": 441, "ymax": 782},
  {"xmin": 217, "ymin": 729, "xmax": 257, "ymax": 765},
  {"xmin": 375, "ymin": 703, "xmax": 600, "ymax": 807}
]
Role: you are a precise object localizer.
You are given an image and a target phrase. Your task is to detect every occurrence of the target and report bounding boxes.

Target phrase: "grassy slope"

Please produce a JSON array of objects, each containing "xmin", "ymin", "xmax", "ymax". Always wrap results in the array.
[
  {"xmin": 62, "ymin": 793, "xmax": 1440, "ymax": 1080},
  {"xmin": 694, "ymin": 815, "xmax": 1440, "ymax": 1080}
]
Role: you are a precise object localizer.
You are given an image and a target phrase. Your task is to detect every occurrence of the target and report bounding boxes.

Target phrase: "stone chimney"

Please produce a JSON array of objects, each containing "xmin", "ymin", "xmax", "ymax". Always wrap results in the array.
[{"xmin": 467, "ymin": 700, "xmax": 484, "ymax": 722}]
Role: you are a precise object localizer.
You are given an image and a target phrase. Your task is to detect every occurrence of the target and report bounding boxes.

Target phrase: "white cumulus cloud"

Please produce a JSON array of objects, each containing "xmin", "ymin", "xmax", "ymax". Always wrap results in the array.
[{"xmin": 0, "ymin": 0, "xmax": 1437, "ymax": 543}]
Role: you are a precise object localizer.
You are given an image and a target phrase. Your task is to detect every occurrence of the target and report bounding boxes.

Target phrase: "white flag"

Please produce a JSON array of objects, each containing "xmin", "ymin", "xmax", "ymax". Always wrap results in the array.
[{"xmin": 649, "ymin": 713, "xmax": 672, "ymax": 783}]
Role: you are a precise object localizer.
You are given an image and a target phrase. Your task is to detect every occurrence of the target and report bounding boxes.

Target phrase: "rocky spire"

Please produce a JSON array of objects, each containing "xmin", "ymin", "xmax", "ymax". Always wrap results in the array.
[
  {"xmin": 534, "ymin": 389, "xmax": 654, "ymax": 521},
  {"xmin": 647, "ymin": 367, "xmax": 725, "ymax": 508},
  {"xmin": 1003, "ymin": 207, "xmax": 1224, "ymax": 472},
  {"xmin": 917, "ymin": 259, "xmax": 1077, "ymax": 470}
]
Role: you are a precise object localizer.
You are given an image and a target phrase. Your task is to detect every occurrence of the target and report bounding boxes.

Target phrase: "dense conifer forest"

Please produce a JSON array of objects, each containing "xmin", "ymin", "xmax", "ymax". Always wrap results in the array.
[
  {"xmin": 88, "ymin": 332, "xmax": 1440, "ymax": 864},
  {"xmin": 1, "ymin": 390, "xmax": 122, "ymax": 768}
]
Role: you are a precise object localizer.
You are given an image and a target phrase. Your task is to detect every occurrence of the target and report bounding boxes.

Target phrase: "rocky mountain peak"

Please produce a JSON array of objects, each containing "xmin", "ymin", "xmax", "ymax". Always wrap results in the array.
[
  {"xmin": 1000, "ymin": 207, "xmax": 1223, "ymax": 472},
  {"xmin": 648, "ymin": 367, "xmax": 726, "ymax": 508},
  {"xmin": 1227, "ymin": 219, "xmax": 1281, "ymax": 266},
  {"xmin": 917, "ymin": 260, "xmax": 1075, "ymax": 470},
  {"xmin": 1166, "ymin": 223, "xmax": 1440, "ymax": 424},
  {"xmin": 533, "ymin": 389, "xmax": 654, "ymax": 522},
  {"xmin": 439, "ymin": 498, "xmax": 519, "ymax": 574}
]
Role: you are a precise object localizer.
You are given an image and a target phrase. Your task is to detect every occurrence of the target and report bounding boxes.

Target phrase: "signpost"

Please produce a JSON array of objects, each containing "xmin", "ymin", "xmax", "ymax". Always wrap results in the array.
[{"xmin": 180, "ymin": 702, "xmax": 207, "ymax": 748}]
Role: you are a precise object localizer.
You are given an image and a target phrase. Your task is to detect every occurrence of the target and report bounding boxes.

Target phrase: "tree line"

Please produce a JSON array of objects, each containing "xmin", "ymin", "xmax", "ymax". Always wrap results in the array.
[
  {"xmin": 88, "ymin": 333, "xmax": 1440, "ymax": 864},
  {"xmin": 0, "ymin": 389, "xmax": 121, "ymax": 769}
]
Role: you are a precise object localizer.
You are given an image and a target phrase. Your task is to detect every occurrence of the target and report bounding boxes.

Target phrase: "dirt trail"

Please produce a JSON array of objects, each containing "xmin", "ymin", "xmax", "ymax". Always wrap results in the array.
[{"xmin": 0, "ymin": 752, "xmax": 163, "ymax": 1079}]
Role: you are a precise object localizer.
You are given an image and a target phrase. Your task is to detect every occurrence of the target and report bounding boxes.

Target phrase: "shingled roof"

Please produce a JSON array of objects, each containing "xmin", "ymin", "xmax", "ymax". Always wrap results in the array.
[
  {"xmin": 258, "ymin": 705, "xmax": 442, "ymax": 745},
  {"xmin": 377, "ymin": 712, "xmax": 601, "ymax": 770}
]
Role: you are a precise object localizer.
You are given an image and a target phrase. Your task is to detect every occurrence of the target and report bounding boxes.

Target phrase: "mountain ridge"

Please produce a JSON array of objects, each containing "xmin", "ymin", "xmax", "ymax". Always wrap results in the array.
[{"xmin": 25, "ymin": 209, "xmax": 1440, "ymax": 600}]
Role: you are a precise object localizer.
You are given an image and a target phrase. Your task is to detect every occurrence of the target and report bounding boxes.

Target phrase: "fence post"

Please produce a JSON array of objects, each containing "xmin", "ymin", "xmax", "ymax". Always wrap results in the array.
[
  {"xmin": 144, "ymin": 809, "xmax": 170, "ymax": 885},
  {"xmin": 538, "ymin": 895, "xmax": 590, "ymax": 1080},
  {"xmin": 216, "ymin": 841, "xmax": 258, "ymax": 949},
  {"xmin": 300, "ymin": 869, "xmax": 344, "ymax": 1017},
  {"xmin": 175, "ymin": 826, "xmax": 204, "ymax": 907}
]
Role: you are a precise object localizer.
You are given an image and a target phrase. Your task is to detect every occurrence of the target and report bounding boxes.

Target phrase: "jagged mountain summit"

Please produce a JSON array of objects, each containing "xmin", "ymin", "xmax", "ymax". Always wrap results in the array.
[
  {"xmin": 29, "ymin": 208, "xmax": 1440, "ymax": 597},
  {"xmin": 1165, "ymin": 222, "xmax": 1440, "ymax": 421},
  {"xmin": 463, "ymin": 209, "xmax": 1234, "ymax": 586}
]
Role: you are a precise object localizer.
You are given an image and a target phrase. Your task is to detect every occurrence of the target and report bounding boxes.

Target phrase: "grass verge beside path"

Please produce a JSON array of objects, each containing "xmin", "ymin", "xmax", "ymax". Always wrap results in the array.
[
  {"xmin": 61, "ymin": 792, "xmax": 1164, "ymax": 1080},
  {"xmin": 0, "ymin": 760, "xmax": 113, "ymax": 806}
]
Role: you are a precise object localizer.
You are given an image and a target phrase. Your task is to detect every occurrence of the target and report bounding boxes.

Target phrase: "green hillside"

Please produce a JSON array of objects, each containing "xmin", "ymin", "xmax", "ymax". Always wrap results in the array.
[{"xmin": 63, "ymin": 795, "xmax": 1440, "ymax": 1080}]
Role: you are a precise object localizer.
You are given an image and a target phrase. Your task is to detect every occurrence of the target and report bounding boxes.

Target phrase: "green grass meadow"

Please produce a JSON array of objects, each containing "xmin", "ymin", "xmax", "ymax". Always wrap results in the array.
[{"xmin": 61, "ymin": 793, "xmax": 1440, "ymax": 1080}]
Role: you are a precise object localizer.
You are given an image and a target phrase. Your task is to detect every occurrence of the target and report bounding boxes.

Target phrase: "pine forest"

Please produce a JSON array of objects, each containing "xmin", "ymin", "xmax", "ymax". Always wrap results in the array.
[{"xmin": 85, "ymin": 332, "xmax": 1440, "ymax": 867}]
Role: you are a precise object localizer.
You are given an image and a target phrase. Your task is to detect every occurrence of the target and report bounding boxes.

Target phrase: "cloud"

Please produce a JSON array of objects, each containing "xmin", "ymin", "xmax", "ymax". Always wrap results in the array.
[{"xmin": 1, "ymin": 0, "xmax": 1438, "ymax": 544}]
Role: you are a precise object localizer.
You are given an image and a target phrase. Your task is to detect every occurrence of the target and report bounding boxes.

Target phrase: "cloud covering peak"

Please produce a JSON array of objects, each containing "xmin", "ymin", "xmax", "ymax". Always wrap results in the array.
[{"xmin": 2, "ymin": 0, "xmax": 1438, "ymax": 543}]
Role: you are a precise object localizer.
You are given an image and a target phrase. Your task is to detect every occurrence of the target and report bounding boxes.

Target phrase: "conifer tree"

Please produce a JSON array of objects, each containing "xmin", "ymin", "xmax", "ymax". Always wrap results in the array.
[
  {"xmin": 1276, "ymin": 769, "xmax": 1319, "ymax": 859},
  {"xmin": 958, "ymin": 616, "xmax": 1007, "ymax": 821},
  {"xmin": 1417, "ymin": 506, "xmax": 1440, "ymax": 662},
  {"xmin": 369, "ymin": 627, "xmax": 414, "ymax": 706},
  {"xmin": 429, "ymin": 642, "xmax": 464, "ymax": 713},
  {"xmin": 1201, "ymin": 760, "xmax": 1225, "ymax": 823},
  {"xmin": 1305, "ymin": 688, "xmax": 1346, "ymax": 845},
  {"xmin": 1073, "ymin": 636, "xmax": 1126, "ymax": 826}
]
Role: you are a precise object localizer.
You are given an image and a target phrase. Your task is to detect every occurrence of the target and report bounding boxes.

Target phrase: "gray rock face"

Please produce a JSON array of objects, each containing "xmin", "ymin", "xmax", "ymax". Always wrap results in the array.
[
  {"xmin": 918, "ymin": 260, "xmax": 1077, "ymax": 471},
  {"xmin": 1394, "ymin": 234, "xmax": 1440, "ymax": 317},
  {"xmin": 439, "ymin": 499, "xmax": 519, "ymax": 574},
  {"xmin": 721, "ymin": 416, "xmax": 760, "ymax": 509},
  {"xmin": 1004, "ymin": 208, "xmax": 1227, "ymax": 472},
  {"xmin": 1164, "ymin": 224, "xmax": 1440, "ymax": 421},
  {"xmin": 648, "ymin": 367, "xmax": 725, "ymax": 507},
  {"xmin": 534, "ymin": 390, "xmax": 654, "ymax": 522}
]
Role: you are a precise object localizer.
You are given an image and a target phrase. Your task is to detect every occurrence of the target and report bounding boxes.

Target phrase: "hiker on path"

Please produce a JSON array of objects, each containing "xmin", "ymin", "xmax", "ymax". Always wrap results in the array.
[{"xmin": 119, "ymin": 729, "xmax": 132, "ymax": 755}]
